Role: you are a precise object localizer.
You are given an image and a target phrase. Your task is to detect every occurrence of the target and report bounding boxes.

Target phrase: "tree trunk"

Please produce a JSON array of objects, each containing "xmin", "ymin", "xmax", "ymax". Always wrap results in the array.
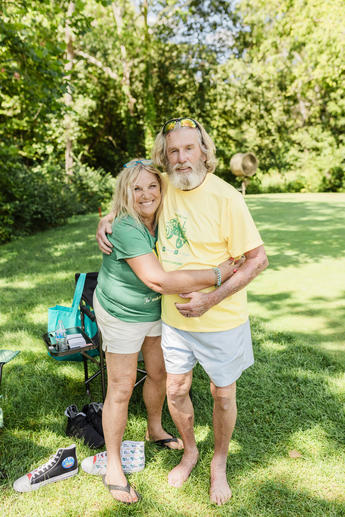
[
  {"xmin": 64, "ymin": 2, "xmax": 75, "ymax": 177},
  {"xmin": 141, "ymin": 0, "xmax": 156, "ymax": 155},
  {"xmin": 111, "ymin": 1, "xmax": 139, "ymax": 156},
  {"xmin": 112, "ymin": 2, "xmax": 136, "ymax": 115}
]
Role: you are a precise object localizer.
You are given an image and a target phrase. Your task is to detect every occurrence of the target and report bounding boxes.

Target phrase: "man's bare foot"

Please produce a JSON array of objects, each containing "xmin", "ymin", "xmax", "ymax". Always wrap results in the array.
[
  {"xmin": 168, "ymin": 449, "xmax": 199, "ymax": 487},
  {"xmin": 210, "ymin": 460, "xmax": 232, "ymax": 506},
  {"xmin": 145, "ymin": 429, "xmax": 184, "ymax": 450}
]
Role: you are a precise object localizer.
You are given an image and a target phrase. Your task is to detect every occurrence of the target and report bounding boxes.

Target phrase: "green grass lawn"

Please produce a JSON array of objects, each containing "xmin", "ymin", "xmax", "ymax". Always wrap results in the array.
[
  {"xmin": 0, "ymin": 193, "xmax": 344, "ymax": 516},
  {"xmin": 247, "ymin": 193, "xmax": 345, "ymax": 362}
]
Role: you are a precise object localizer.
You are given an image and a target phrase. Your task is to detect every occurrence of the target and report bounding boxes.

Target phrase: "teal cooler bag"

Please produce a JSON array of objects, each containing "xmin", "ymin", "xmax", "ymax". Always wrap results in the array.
[{"xmin": 48, "ymin": 273, "xmax": 98, "ymax": 361}]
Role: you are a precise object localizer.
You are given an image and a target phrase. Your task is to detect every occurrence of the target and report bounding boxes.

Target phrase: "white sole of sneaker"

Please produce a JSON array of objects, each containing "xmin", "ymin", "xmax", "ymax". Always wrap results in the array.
[{"xmin": 14, "ymin": 468, "xmax": 78, "ymax": 492}]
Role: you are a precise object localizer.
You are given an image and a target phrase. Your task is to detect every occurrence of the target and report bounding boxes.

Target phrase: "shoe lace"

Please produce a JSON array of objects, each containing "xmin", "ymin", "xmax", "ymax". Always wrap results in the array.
[
  {"xmin": 65, "ymin": 405, "xmax": 80, "ymax": 419},
  {"xmin": 31, "ymin": 452, "xmax": 59, "ymax": 480},
  {"xmin": 90, "ymin": 402, "xmax": 103, "ymax": 413}
]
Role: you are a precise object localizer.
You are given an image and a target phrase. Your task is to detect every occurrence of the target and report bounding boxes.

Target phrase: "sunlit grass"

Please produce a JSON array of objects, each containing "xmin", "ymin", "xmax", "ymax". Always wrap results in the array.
[
  {"xmin": 0, "ymin": 196, "xmax": 344, "ymax": 516},
  {"xmin": 247, "ymin": 192, "xmax": 345, "ymax": 361}
]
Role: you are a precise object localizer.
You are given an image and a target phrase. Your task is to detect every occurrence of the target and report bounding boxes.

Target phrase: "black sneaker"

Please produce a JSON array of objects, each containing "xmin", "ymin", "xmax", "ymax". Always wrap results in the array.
[
  {"xmin": 82, "ymin": 402, "xmax": 104, "ymax": 438},
  {"xmin": 13, "ymin": 444, "xmax": 78, "ymax": 492},
  {"xmin": 65, "ymin": 405, "xmax": 104, "ymax": 449}
]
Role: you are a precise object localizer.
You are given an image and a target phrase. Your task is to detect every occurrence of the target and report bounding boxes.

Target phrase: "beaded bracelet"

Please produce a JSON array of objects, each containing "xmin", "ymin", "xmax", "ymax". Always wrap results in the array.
[{"xmin": 213, "ymin": 267, "xmax": 222, "ymax": 287}]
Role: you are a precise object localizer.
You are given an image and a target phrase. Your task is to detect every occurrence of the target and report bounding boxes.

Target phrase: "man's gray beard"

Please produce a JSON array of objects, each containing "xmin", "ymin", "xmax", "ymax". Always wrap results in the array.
[{"xmin": 167, "ymin": 159, "xmax": 207, "ymax": 191}]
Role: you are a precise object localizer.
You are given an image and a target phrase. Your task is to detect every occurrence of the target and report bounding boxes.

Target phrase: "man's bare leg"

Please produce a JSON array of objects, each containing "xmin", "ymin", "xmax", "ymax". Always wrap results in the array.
[
  {"xmin": 166, "ymin": 371, "xmax": 199, "ymax": 486},
  {"xmin": 209, "ymin": 381, "xmax": 237, "ymax": 505}
]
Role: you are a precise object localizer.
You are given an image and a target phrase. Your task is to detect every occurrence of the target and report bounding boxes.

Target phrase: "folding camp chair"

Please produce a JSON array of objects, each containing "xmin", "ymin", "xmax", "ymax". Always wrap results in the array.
[
  {"xmin": 43, "ymin": 274, "xmax": 105, "ymax": 400},
  {"xmin": 75, "ymin": 272, "xmax": 106, "ymax": 401},
  {"xmin": 43, "ymin": 324, "xmax": 105, "ymax": 400},
  {"xmin": 75, "ymin": 272, "xmax": 147, "ymax": 395}
]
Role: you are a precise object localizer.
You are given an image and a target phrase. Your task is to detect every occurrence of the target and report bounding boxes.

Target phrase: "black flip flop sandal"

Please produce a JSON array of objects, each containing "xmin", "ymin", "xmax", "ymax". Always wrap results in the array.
[
  {"xmin": 102, "ymin": 475, "xmax": 141, "ymax": 504},
  {"xmin": 152, "ymin": 433, "xmax": 179, "ymax": 449}
]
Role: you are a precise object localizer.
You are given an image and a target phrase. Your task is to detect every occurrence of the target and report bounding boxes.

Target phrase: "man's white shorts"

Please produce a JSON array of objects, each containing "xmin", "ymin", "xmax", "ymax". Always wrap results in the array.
[
  {"xmin": 161, "ymin": 320, "xmax": 254, "ymax": 387},
  {"xmin": 93, "ymin": 292, "xmax": 161, "ymax": 354}
]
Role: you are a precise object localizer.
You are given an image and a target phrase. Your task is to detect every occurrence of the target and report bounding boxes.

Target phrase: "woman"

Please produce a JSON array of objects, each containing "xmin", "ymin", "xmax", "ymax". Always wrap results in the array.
[{"xmin": 94, "ymin": 159, "xmax": 240, "ymax": 504}]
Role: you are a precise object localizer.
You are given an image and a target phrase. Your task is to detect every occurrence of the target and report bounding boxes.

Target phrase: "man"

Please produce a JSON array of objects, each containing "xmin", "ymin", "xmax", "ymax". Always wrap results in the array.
[{"xmin": 97, "ymin": 117, "xmax": 268, "ymax": 506}]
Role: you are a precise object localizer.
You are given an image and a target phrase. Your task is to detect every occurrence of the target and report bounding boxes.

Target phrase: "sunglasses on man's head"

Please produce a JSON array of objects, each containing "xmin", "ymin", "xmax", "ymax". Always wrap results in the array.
[
  {"xmin": 162, "ymin": 118, "xmax": 200, "ymax": 134},
  {"xmin": 123, "ymin": 159, "xmax": 153, "ymax": 168}
]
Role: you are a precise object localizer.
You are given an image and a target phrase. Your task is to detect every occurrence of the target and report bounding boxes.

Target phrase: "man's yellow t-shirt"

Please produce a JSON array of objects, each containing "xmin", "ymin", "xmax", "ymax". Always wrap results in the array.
[{"xmin": 157, "ymin": 173, "xmax": 263, "ymax": 332}]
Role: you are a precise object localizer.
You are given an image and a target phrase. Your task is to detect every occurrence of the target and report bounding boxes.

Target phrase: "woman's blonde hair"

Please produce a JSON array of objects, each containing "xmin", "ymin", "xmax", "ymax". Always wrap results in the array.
[
  {"xmin": 151, "ymin": 119, "xmax": 217, "ymax": 173},
  {"xmin": 112, "ymin": 160, "xmax": 165, "ymax": 228}
]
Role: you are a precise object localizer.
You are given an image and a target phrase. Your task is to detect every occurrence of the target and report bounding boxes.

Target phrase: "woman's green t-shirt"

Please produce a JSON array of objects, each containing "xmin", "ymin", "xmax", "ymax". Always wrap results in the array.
[{"xmin": 96, "ymin": 215, "xmax": 161, "ymax": 322}]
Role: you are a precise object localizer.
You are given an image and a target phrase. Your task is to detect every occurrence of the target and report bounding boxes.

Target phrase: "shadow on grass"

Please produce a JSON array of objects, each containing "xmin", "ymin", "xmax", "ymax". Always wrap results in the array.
[
  {"xmin": 1, "ymin": 208, "xmax": 345, "ymax": 515},
  {"xmin": 246, "ymin": 196, "xmax": 345, "ymax": 269},
  {"xmin": 126, "ymin": 319, "xmax": 345, "ymax": 515},
  {"xmin": 251, "ymin": 290, "xmax": 345, "ymax": 327},
  {"xmin": 0, "ymin": 214, "xmax": 102, "ymax": 279},
  {"xmin": 0, "ymin": 214, "xmax": 103, "ymax": 340},
  {"xmin": 229, "ymin": 480, "xmax": 345, "ymax": 517},
  {"xmin": 235, "ymin": 317, "xmax": 345, "ymax": 450},
  {"xmin": 1, "ymin": 319, "xmax": 344, "ymax": 515},
  {"xmin": 0, "ymin": 351, "xmax": 104, "ymax": 482},
  {"xmin": 250, "ymin": 290, "xmax": 345, "ymax": 359}
]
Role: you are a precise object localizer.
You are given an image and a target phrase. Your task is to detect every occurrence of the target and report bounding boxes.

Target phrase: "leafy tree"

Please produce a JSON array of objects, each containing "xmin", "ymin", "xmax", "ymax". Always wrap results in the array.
[
  {"xmin": 212, "ymin": 0, "xmax": 345, "ymax": 188},
  {"xmin": 1, "ymin": 0, "xmax": 345, "ymax": 243},
  {"xmin": 0, "ymin": 1, "xmax": 66, "ymax": 164}
]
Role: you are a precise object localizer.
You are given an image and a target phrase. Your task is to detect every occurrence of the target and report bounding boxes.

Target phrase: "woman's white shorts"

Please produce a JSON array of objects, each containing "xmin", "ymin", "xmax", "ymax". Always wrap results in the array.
[{"xmin": 93, "ymin": 292, "xmax": 161, "ymax": 354}]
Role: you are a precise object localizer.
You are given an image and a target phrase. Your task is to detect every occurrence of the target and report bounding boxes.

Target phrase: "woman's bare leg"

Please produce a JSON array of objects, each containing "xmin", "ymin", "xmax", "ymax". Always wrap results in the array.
[{"xmin": 102, "ymin": 351, "xmax": 139, "ymax": 503}]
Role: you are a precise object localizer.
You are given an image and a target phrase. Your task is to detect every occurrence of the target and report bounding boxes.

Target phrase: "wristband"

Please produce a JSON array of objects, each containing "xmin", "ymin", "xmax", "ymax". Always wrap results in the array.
[{"xmin": 213, "ymin": 267, "xmax": 222, "ymax": 287}]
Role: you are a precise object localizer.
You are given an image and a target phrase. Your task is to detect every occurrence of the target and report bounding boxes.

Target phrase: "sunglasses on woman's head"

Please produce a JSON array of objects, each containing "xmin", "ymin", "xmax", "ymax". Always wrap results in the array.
[{"xmin": 123, "ymin": 159, "xmax": 153, "ymax": 168}]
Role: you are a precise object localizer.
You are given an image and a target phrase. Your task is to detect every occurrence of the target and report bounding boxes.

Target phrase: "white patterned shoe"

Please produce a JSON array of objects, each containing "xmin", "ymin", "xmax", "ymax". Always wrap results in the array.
[
  {"xmin": 81, "ymin": 441, "xmax": 145, "ymax": 475},
  {"xmin": 81, "ymin": 451, "xmax": 107, "ymax": 476}
]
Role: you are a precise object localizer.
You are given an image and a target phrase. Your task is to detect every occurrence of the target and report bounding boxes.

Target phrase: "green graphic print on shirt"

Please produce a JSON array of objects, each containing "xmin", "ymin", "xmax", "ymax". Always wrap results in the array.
[{"xmin": 163, "ymin": 215, "xmax": 189, "ymax": 253}]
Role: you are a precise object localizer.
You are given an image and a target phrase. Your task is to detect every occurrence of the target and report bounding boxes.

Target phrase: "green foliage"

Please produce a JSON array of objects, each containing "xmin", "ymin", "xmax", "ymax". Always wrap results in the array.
[
  {"xmin": 319, "ymin": 166, "xmax": 345, "ymax": 192},
  {"xmin": 69, "ymin": 164, "xmax": 116, "ymax": 214},
  {"xmin": 217, "ymin": 0, "xmax": 345, "ymax": 179},
  {"xmin": 0, "ymin": 158, "xmax": 75, "ymax": 243},
  {"xmin": 1, "ymin": 0, "xmax": 345, "ymax": 217},
  {"xmin": 0, "ymin": 2, "xmax": 66, "ymax": 163},
  {"xmin": 0, "ymin": 157, "xmax": 115, "ymax": 243},
  {"xmin": 250, "ymin": 171, "xmax": 306, "ymax": 194}
]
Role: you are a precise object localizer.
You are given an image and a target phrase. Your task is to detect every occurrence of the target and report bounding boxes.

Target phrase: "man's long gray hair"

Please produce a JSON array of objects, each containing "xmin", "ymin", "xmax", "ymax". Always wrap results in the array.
[{"xmin": 151, "ymin": 119, "xmax": 217, "ymax": 173}]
